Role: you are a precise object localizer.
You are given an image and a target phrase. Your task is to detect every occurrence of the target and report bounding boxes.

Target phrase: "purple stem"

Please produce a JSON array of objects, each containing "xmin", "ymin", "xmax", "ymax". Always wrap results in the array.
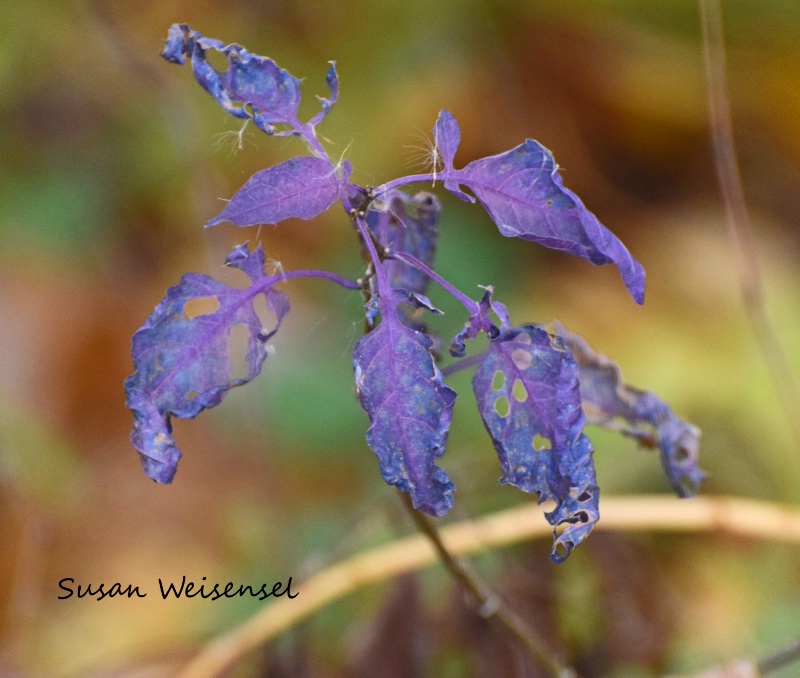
[
  {"xmin": 441, "ymin": 352, "xmax": 487, "ymax": 378},
  {"xmin": 271, "ymin": 268, "xmax": 361, "ymax": 290},
  {"xmin": 391, "ymin": 252, "xmax": 479, "ymax": 315},
  {"xmin": 353, "ymin": 213, "xmax": 392, "ymax": 312},
  {"xmin": 375, "ymin": 173, "xmax": 437, "ymax": 196},
  {"xmin": 299, "ymin": 123, "xmax": 332, "ymax": 164}
]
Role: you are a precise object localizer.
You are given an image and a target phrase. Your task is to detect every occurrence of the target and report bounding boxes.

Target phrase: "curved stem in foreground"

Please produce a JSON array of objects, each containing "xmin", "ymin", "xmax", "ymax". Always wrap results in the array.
[{"xmin": 177, "ymin": 495, "xmax": 800, "ymax": 678}]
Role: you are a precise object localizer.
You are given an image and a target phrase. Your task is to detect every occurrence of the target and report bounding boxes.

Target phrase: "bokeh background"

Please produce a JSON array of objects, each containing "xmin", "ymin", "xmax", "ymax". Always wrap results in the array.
[{"xmin": 1, "ymin": 1, "xmax": 800, "ymax": 676}]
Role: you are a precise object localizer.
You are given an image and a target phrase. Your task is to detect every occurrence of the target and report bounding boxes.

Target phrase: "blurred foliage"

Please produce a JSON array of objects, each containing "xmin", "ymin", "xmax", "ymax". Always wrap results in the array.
[{"xmin": 1, "ymin": 0, "xmax": 800, "ymax": 676}]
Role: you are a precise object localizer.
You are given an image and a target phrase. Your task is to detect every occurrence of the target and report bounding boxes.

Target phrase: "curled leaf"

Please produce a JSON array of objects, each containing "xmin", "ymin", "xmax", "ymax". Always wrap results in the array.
[
  {"xmin": 162, "ymin": 24, "xmax": 336, "ymax": 135},
  {"xmin": 473, "ymin": 325, "xmax": 599, "ymax": 562},
  {"xmin": 557, "ymin": 326, "xmax": 704, "ymax": 497},
  {"xmin": 443, "ymin": 139, "xmax": 645, "ymax": 304},
  {"xmin": 125, "ymin": 245, "xmax": 288, "ymax": 483},
  {"xmin": 449, "ymin": 287, "xmax": 509, "ymax": 358},
  {"xmin": 353, "ymin": 303, "xmax": 456, "ymax": 516},
  {"xmin": 308, "ymin": 61, "xmax": 340, "ymax": 127},
  {"xmin": 207, "ymin": 156, "xmax": 347, "ymax": 228}
]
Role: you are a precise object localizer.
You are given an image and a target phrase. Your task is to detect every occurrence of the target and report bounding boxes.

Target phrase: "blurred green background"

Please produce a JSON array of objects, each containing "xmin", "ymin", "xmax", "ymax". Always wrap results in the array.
[{"xmin": 1, "ymin": 1, "xmax": 799, "ymax": 676}]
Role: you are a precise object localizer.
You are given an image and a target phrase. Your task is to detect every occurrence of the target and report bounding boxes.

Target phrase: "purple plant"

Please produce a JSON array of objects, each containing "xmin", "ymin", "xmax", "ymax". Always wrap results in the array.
[{"xmin": 125, "ymin": 24, "xmax": 703, "ymax": 563}]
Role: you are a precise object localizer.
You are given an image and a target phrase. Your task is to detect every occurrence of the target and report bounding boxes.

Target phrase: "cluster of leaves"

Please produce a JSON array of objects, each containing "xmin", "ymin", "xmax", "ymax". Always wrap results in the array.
[{"xmin": 124, "ymin": 24, "xmax": 704, "ymax": 563}]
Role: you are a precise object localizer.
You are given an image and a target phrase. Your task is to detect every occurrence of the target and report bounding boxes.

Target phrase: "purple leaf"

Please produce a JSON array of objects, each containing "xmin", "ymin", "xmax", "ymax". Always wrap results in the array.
[
  {"xmin": 449, "ymin": 287, "xmax": 510, "ymax": 358},
  {"xmin": 433, "ymin": 110, "xmax": 460, "ymax": 172},
  {"xmin": 433, "ymin": 111, "xmax": 475, "ymax": 203},
  {"xmin": 309, "ymin": 61, "xmax": 340, "ymax": 127},
  {"xmin": 368, "ymin": 191, "xmax": 440, "ymax": 296},
  {"xmin": 162, "ymin": 24, "xmax": 336, "ymax": 135},
  {"xmin": 444, "ymin": 140, "xmax": 645, "ymax": 304},
  {"xmin": 473, "ymin": 325, "xmax": 599, "ymax": 563},
  {"xmin": 353, "ymin": 306, "xmax": 457, "ymax": 516},
  {"xmin": 557, "ymin": 326, "xmax": 704, "ymax": 497},
  {"xmin": 400, "ymin": 290, "xmax": 442, "ymax": 315},
  {"xmin": 207, "ymin": 156, "xmax": 347, "ymax": 228},
  {"xmin": 125, "ymin": 245, "xmax": 288, "ymax": 483}
]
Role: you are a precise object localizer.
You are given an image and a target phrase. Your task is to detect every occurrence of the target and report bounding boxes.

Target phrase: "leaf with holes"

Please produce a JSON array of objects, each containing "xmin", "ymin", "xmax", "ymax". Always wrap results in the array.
[
  {"xmin": 442, "ymin": 138, "xmax": 645, "ymax": 304},
  {"xmin": 124, "ymin": 244, "xmax": 288, "ymax": 483},
  {"xmin": 207, "ymin": 156, "xmax": 349, "ymax": 228},
  {"xmin": 162, "ymin": 24, "xmax": 338, "ymax": 135},
  {"xmin": 473, "ymin": 325, "xmax": 599, "ymax": 562},
  {"xmin": 353, "ymin": 303, "xmax": 457, "ymax": 516},
  {"xmin": 557, "ymin": 326, "xmax": 705, "ymax": 497}
]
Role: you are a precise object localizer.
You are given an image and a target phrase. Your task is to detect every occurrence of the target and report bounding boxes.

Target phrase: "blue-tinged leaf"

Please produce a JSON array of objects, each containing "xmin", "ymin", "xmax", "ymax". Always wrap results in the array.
[
  {"xmin": 309, "ymin": 61, "xmax": 340, "ymax": 127},
  {"xmin": 433, "ymin": 111, "xmax": 474, "ymax": 203},
  {"xmin": 353, "ymin": 308, "xmax": 457, "ymax": 516},
  {"xmin": 207, "ymin": 156, "xmax": 347, "ymax": 228},
  {"xmin": 434, "ymin": 110, "xmax": 460, "ymax": 172},
  {"xmin": 125, "ymin": 245, "xmax": 288, "ymax": 483},
  {"xmin": 473, "ymin": 326, "xmax": 599, "ymax": 563},
  {"xmin": 162, "ymin": 24, "xmax": 336, "ymax": 134},
  {"xmin": 449, "ymin": 287, "xmax": 510, "ymax": 358},
  {"xmin": 557, "ymin": 326, "xmax": 704, "ymax": 497},
  {"xmin": 368, "ymin": 191, "xmax": 440, "ymax": 296},
  {"xmin": 443, "ymin": 140, "xmax": 645, "ymax": 304},
  {"xmin": 399, "ymin": 290, "xmax": 442, "ymax": 315}
]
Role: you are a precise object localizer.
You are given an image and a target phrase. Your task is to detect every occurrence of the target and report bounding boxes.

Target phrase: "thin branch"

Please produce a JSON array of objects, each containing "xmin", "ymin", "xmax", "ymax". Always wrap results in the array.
[
  {"xmin": 699, "ymin": 0, "xmax": 800, "ymax": 453},
  {"xmin": 758, "ymin": 636, "xmax": 800, "ymax": 675},
  {"xmin": 177, "ymin": 495, "xmax": 800, "ymax": 677},
  {"xmin": 441, "ymin": 351, "xmax": 487, "ymax": 378},
  {"xmin": 398, "ymin": 492, "xmax": 575, "ymax": 678},
  {"xmin": 391, "ymin": 251, "xmax": 480, "ymax": 315}
]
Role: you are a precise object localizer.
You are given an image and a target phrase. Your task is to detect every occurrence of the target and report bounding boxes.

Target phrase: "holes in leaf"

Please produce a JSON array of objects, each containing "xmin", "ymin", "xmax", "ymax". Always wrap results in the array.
[
  {"xmin": 205, "ymin": 49, "xmax": 230, "ymax": 73},
  {"xmin": 673, "ymin": 444, "xmax": 690, "ymax": 463},
  {"xmin": 513, "ymin": 379, "xmax": 527, "ymax": 402},
  {"xmin": 491, "ymin": 370, "xmax": 505, "ymax": 391},
  {"xmin": 228, "ymin": 323, "xmax": 251, "ymax": 382},
  {"xmin": 569, "ymin": 511, "xmax": 589, "ymax": 524},
  {"xmin": 253, "ymin": 293, "xmax": 277, "ymax": 333},
  {"xmin": 511, "ymin": 348, "xmax": 532, "ymax": 371},
  {"xmin": 184, "ymin": 296, "xmax": 220, "ymax": 319},
  {"xmin": 494, "ymin": 396, "xmax": 510, "ymax": 418},
  {"xmin": 533, "ymin": 434, "xmax": 552, "ymax": 451},
  {"xmin": 548, "ymin": 334, "xmax": 565, "ymax": 352},
  {"xmin": 553, "ymin": 541, "xmax": 569, "ymax": 562}
]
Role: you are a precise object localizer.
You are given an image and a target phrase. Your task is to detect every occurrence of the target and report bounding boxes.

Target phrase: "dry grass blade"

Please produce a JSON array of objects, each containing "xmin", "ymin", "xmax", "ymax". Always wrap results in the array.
[{"xmin": 177, "ymin": 495, "xmax": 800, "ymax": 677}]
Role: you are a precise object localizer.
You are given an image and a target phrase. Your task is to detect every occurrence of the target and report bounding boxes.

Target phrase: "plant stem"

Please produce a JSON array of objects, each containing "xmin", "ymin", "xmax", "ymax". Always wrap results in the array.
[
  {"xmin": 700, "ymin": 0, "xmax": 800, "ymax": 455},
  {"xmin": 273, "ymin": 268, "xmax": 361, "ymax": 290},
  {"xmin": 758, "ymin": 637, "xmax": 800, "ymax": 675},
  {"xmin": 441, "ymin": 351, "xmax": 487, "ymax": 378},
  {"xmin": 176, "ymin": 495, "xmax": 800, "ymax": 678},
  {"xmin": 398, "ymin": 491, "xmax": 576, "ymax": 678},
  {"xmin": 390, "ymin": 252, "xmax": 479, "ymax": 315},
  {"xmin": 375, "ymin": 173, "xmax": 437, "ymax": 196}
]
